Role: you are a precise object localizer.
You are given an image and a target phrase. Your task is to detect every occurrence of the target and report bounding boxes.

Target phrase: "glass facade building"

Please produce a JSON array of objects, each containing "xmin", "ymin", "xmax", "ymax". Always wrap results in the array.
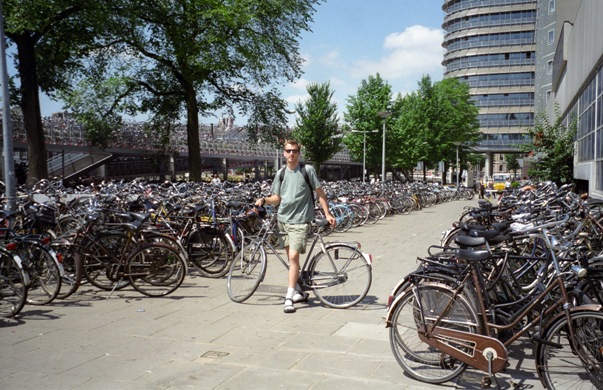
[
  {"xmin": 549, "ymin": 0, "xmax": 603, "ymax": 198},
  {"xmin": 442, "ymin": 0, "xmax": 537, "ymax": 178}
]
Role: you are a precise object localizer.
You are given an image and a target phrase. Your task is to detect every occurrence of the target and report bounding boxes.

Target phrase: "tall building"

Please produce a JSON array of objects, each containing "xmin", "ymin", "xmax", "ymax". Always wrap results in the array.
[
  {"xmin": 442, "ymin": 0, "xmax": 537, "ymax": 179},
  {"xmin": 546, "ymin": 0, "xmax": 602, "ymax": 198}
]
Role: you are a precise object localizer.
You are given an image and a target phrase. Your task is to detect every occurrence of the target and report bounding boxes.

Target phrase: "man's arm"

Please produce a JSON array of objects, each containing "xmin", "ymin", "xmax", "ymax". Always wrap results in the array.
[
  {"xmin": 255, "ymin": 194, "xmax": 281, "ymax": 207},
  {"xmin": 315, "ymin": 187, "xmax": 336, "ymax": 226}
]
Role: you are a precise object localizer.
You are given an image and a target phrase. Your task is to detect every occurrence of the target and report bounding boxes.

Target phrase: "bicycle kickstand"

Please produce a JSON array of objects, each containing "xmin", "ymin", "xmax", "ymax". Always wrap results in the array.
[
  {"xmin": 481, "ymin": 351, "xmax": 501, "ymax": 389},
  {"xmin": 106, "ymin": 279, "xmax": 124, "ymax": 301}
]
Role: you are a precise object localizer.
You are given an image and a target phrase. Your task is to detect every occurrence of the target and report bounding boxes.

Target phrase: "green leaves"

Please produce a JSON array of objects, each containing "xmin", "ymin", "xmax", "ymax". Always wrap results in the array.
[
  {"xmin": 292, "ymin": 82, "xmax": 340, "ymax": 177},
  {"xmin": 521, "ymin": 106, "xmax": 577, "ymax": 185}
]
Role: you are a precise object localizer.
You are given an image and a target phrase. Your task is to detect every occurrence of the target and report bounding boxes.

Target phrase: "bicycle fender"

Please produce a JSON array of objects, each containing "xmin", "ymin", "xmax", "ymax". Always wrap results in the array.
[
  {"xmin": 543, "ymin": 304, "xmax": 603, "ymax": 331},
  {"xmin": 12, "ymin": 253, "xmax": 31, "ymax": 286}
]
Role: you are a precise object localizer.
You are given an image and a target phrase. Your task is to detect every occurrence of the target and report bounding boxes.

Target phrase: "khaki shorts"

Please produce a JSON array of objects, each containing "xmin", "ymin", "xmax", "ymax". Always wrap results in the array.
[{"xmin": 277, "ymin": 221, "xmax": 310, "ymax": 254}]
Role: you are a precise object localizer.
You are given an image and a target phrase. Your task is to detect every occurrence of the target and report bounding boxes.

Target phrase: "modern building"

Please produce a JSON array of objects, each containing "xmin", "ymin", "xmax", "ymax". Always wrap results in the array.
[
  {"xmin": 546, "ymin": 0, "xmax": 602, "ymax": 198},
  {"xmin": 441, "ymin": 0, "xmax": 537, "ymax": 180}
]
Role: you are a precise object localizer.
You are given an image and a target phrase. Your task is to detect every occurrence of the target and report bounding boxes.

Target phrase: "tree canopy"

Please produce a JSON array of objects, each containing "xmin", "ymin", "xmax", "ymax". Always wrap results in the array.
[
  {"xmin": 5, "ymin": 0, "xmax": 321, "ymax": 182},
  {"xmin": 343, "ymin": 74, "xmax": 480, "ymax": 181},
  {"xmin": 292, "ymin": 82, "xmax": 340, "ymax": 178}
]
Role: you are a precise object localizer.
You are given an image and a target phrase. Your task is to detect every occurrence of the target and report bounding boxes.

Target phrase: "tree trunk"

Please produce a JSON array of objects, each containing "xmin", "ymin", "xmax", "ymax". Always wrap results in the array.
[
  {"xmin": 15, "ymin": 34, "xmax": 48, "ymax": 184},
  {"xmin": 183, "ymin": 82, "xmax": 201, "ymax": 182}
]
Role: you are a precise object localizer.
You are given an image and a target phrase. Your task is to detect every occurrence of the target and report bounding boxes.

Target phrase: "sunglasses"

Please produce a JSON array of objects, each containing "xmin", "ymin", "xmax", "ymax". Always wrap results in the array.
[{"xmin": 284, "ymin": 149, "xmax": 300, "ymax": 154}]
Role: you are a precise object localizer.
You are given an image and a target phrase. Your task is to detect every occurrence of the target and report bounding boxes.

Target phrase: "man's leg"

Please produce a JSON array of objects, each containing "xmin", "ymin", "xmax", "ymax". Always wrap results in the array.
[{"xmin": 283, "ymin": 246, "xmax": 300, "ymax": 313}]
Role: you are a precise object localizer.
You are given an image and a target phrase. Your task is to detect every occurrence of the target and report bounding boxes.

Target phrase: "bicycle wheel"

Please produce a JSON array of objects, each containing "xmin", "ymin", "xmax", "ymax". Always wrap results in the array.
[
  {"xmin": 388, "ymin": 284, "xmax": 480, "ymax": 384},
  {"xmin": 226, "ymin": 237, "xmax": 266, "ymax": 303},
  {"xmin": 309, "ymin": 244, "xmax": 371, "ymax": 308},
  {"xmin": 0, "ymin": 251, "xmax": 27, "ymax": 317},
  {"xmin": 20, "ymin": 243, "xmax": 61, "ymax": 305},
  {"xmin": 127, "ymin": 243, "xmax": 186, "ymax": 297},
  {"xmin": 187, "ymin": 227, "xmax": 233, "ymax": 278},
  {"xmin": 53, "ymin": 243, "xmax": 83, "ymax": 299},
  {"xmin": 536, "ymin": 310, "xmax": 603, "ymax": 389},
  {"xmin": 366, "ymin": 203, "xmax": 382, "ymax": 224},
  {"xmin": 82, "ymin": 232, "xmax": 131, "ymax": 291}
]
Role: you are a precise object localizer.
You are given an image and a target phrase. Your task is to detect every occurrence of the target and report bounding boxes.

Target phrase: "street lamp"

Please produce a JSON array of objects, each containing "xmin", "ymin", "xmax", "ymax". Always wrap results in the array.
[
  {"xmin": 351, "ymin": 129, "xmax": 378, "ymax": 183},
  {"xmin": 453, "ymin": 141, "xmax": 461, "ymax": 188},
  {"xmin": 378, "ymin": 111, "xmax": 392, "ymax": 182}
]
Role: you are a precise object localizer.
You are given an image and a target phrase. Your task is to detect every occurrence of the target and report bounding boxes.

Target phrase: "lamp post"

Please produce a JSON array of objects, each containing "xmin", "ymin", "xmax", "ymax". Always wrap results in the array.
[
  {"xmin": 378, "ymin": 111, "xmax": 392, "ymax": 182},
  {"xmin": 453, "ymin": 142, "xmax": 461, "ymax": 188},
  {"xmin": 351, "ymin": 129, "xmax": 378, "ymax": 183}
]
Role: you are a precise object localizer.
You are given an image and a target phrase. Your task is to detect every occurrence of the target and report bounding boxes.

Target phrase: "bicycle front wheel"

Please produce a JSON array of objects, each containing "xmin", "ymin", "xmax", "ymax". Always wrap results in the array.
[
  {"xmin": 0, "ymin": 252, "xmax": 27, "ymax": 317},
  {"xmin": 127, "ymin": 243, "xmax": 186, "ymax": 297},
  {"xmin": 536, "ymin": 310, "xmax": 603, "ymax": 389},
  {"xmin": 388, "ymin": 284, "xmax": 479, "ymax": 384},
  {"xmin": 309, "ymin": 244, "xmax": 371, "ymax": 308},
  {"xmin": 226, "ymin": 238, "xmax": 266, "ymax": 303}
]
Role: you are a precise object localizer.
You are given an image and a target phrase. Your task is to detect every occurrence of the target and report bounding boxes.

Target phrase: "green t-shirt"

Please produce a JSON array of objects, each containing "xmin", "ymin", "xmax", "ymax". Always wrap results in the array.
[{"xmin": 272, "ymin": 164, "xmax": 321, "ymax": 224}]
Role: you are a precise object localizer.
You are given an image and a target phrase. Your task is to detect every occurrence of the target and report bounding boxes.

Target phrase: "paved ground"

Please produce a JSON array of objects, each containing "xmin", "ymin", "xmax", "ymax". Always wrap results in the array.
[{"xmin": 0, "ymin": 199, "xmax": 545, "ymax": 390}]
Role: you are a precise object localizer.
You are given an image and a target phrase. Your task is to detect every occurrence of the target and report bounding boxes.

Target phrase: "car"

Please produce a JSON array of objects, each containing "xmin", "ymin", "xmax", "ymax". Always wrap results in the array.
[{"xmin": 491, "ymin": 174, "xmax": 511, "ymax": 191}]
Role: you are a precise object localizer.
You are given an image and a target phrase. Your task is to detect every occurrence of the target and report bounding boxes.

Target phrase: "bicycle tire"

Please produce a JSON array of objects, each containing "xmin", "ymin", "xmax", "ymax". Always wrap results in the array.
[
  {"xmin": 20, "ymin": 243, "xmax": 61, "ymax": 305},
  {"xmin": 308, "ymin": 244, "xmax": 371, "ymax": 309},
  {"xmin": 82, "ymin": 232, "xmax": 131, "ymax": 291},
  {"xmin": 536, "ymin": 310, "xmax": 603, "ymax": 389},
  {"xmin": 226, "ymin": 237, "xmax": 266, "ymax": 303},
  {"xmin": 186, "ymin": 227, "xmax": 234, "ymax": 278},
  {"xmin": 127, "ymin": 243, "xmax": 186, "ymax": 297},
  {"xmin": 0, "ymin": 251, "xmax": 28, "ymax": 317},
  {"xmin": 388, "ymin": 284, "xmax": 479, "ymax": 384},
  {"xmin": 54, "ymin": 243, "xmax": 83, "ymax": 299}
]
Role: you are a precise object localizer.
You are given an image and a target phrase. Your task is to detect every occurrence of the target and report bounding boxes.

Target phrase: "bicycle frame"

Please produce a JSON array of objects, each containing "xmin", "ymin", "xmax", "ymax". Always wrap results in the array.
[{"xmin": 247, "ymin": 212, "xmax": 369, "ymax": 290}]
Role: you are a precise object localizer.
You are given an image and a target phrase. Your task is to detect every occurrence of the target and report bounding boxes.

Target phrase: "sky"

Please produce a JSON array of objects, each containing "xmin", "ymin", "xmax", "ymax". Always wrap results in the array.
[{"xmin": 31, "ymin": 0, "xmax": 446, "ymax": 127}]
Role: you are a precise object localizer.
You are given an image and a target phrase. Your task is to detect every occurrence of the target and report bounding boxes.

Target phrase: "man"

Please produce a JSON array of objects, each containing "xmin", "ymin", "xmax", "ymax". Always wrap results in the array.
[{"xmin": 255, "ymin": 140, "xmax": 336, "ymax": 313}]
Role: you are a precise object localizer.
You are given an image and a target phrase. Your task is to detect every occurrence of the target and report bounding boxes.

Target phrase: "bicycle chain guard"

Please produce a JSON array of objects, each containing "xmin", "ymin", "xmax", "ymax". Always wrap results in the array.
[{"xmin": 418, "ymin": 325, "xmax": 508, "ymax": 373}]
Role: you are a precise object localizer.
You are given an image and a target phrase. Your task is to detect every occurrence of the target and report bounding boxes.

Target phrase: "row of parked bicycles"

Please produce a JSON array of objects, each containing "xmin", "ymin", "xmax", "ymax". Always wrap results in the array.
[
  {"xmin": 385, "ymin": 182, "xmax": 603, "ymax": 389},
  {"xmin": 0, "ymin": 177, "xmax": 474, "ymax": 318}
]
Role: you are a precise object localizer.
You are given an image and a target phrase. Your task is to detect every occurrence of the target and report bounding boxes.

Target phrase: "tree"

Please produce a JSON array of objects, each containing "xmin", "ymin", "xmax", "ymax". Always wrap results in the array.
[
  {"xmin": 67, "ymin": 0, "xmax": 321, "ymax": 182},
  {"xmin": 343, "ymin": 74, "xmax": 393, "ymax": 178},
  {"xmin": 4, "ymin": 1, "xmax": 111, "ymax": 183},
  {"xmin": 505, "ymin": 153, "xmax": 521, "ymax": 180},
  {"xmin": 388, "ymin": 76, "xmax": 480, "ymax": 182},
  {"xmin": 521, "ymin": 107, "xmax": 577, "ymax": 185},
  {"xmin": 292, "ymin": 82, "xmax": 340, "ymax": 178}
]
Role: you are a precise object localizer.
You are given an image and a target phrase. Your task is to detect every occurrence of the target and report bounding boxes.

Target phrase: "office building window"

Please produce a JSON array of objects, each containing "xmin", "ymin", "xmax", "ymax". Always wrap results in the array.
[{"xmin": 548, "ymin": 29, "xmax": 555, "ymax": 45}]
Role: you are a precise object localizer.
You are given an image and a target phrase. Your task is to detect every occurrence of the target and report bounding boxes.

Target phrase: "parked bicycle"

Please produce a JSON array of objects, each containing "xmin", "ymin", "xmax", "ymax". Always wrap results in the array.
[{"xmin": 226, "ymin": 206, "xmax": 373, "ymax": 309}]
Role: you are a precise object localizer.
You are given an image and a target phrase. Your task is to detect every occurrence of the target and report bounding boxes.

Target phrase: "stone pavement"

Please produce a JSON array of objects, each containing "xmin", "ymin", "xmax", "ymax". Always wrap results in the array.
[{"xmin": 0, "ymin": 199, "xmax": 545, "ymax": 390}]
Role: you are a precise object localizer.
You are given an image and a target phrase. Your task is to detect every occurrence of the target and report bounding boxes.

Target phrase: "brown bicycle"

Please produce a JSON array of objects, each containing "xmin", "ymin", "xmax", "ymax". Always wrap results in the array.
[{"xmin": 386, "ymin": 215, "xmax": 603, "ymax": 389}]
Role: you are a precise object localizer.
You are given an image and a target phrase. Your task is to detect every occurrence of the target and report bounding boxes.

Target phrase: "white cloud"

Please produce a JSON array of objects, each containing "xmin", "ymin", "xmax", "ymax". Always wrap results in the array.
[
  {"xmin": 351, "ymin": 25, "xmax": 444, "ymax": 80},
  {"xmin": 319, "ymin": 49, "xmax": 340, "ymax": 67},
  {"xmin": 285, "ymin": 93, "xmax": 309, "ymax": 106},
  {"xmin": 289, "ymin": 78, "xmax": 311, "ymax": 92}
]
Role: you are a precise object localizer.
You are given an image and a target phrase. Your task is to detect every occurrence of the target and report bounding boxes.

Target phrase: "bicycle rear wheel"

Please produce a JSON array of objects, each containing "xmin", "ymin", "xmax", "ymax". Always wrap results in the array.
[
  {"xmin": 536, "ymin": 310, "xmax": 603, "ymax": 389},
  {"xmin": 309, "ymin": 244, "xmax": 371, "ymax": 308},
  {"xmin": 388, "ymin": 284, "xmax": 479, "ymax": 384},
  {"xmin": 187, "ymin": 227, "xmax": 233, "ymax": 278},
  {"xmin": 82, "ymin": 232, "xmax": 131, "ymax": 290},
  {"xmin": 127, "ymin": 243, "xmax": 186, "ymax": 297},
  {"xmin": 21, "ymin": 243, "xmax": 61, "ymax": 305},
  {"xmin": 226, "ymin": 237, "xmax": 266, "ymax": 303},
  {"xmin": 53, "ymin": 243, "xmax": 83, "ymax": 299},
  {"xmin": 0, "ymin": 251, "xmax": 27, "ymax": 317}
]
